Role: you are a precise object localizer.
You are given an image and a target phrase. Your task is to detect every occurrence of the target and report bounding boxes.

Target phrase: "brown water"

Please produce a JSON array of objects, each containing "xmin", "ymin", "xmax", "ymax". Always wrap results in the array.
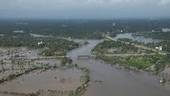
[
  {"xmin": 67, "ymin": 40, "xmax": 170, "ymax": 96},
  {"xmin": 0, "ymin": 68, "xmax": 82, "ymax": 95},
  {"xmin": 0, "ymin": 47, "xmax": 83, "ymax": 96}
]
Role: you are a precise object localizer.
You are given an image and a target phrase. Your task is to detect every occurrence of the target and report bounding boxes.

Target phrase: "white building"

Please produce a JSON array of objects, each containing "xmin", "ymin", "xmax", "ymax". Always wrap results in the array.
[
  {"xmin": 155, "ymin": 46, "xmax": 163, "ymax": 51},
  {"xmin": 38, "ymin": 41, "xmax": 44, "ymax": 46}
]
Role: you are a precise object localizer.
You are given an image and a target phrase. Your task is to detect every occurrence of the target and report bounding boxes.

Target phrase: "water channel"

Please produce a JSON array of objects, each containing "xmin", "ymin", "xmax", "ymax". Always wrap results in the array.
[{"xmin": 67, "ymin": 40, "xmax": 170, "ymax": 96}]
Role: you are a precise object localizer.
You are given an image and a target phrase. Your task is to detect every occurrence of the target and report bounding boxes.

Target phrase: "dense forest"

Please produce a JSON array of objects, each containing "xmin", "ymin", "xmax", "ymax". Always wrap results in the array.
[{"xmin": 0, "ymin": 19, "xmax": 170, "ymax": 39}]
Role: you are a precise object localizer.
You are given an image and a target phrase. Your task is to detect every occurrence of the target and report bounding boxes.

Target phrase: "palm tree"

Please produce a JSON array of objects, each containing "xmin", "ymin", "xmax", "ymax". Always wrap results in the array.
[
  {"xmin": 0, "ymin": 60, "xmax": 5, "ymax": 72},
  {"xmin": 11, "ymin": 57, "xmax": 15, "ymax": 71}
]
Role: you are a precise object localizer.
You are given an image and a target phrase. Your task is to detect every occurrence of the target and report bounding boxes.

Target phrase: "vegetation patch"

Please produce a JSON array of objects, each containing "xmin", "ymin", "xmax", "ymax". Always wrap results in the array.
[
  {"xmin": 93, "ymin": 40, "xmax": 169, "ymax": 72},
  {"xmin": 93, "ymin": 40, "xmax": 153, "ymax": 54}
]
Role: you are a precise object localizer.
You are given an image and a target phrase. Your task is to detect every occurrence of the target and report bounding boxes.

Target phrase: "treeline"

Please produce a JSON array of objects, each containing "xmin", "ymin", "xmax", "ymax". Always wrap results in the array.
[
  {"xmin": 92, "ymin": 40, "xmax": 152, "ymax": 54},
  {"xmin": 140, "ymin": 32, "xmax": 170, "ymax": 40},
  {"xmin": 0, "ymin": 34, "xmax": 79, "ymax": 56},
  {"xmin": 0, "ymin": 35, "xmax": 39, "ymax": 48},
  {"xmin": 1, "ymin": 19, "xmax": 170, "ymax": 39},
  {"xmin": 40, "ymin": 38, "xmax": 79, "ymax": 56}
]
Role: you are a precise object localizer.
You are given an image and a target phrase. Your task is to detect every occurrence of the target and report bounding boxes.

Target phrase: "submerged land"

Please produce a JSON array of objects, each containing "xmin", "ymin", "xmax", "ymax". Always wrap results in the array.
[{"xmin": 0, "ymin": 19, "xmax": 170, "ymax": 96}]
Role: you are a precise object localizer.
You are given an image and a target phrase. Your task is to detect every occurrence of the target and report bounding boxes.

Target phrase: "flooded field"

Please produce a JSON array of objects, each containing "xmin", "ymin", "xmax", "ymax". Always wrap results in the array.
[
  {"xmin": 30, "ymin": 33, "xmax": 52, "ymax": 38},
  {"xmin": 0, "ymin": 68, "xmax": 82, "ymax": 96},
  {"xmin": 114, "ymin": 33, "xmax": 161, "ymax": 43},
  {"xmin": 0, "ymin": 47, "xmax": 85, "ymax": 96}
]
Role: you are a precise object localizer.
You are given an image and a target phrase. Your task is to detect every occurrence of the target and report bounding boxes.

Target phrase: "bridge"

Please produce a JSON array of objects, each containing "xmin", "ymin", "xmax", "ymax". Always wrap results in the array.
[{"xmin": 77, "ymin": 55, "xmax": 96, "ymax": 60}]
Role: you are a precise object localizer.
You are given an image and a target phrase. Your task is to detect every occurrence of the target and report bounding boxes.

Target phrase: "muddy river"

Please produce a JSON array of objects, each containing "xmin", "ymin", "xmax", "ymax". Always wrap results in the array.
[{"xmin": 67, "ymin": 40, "xmax": 170, "ymax": 96}]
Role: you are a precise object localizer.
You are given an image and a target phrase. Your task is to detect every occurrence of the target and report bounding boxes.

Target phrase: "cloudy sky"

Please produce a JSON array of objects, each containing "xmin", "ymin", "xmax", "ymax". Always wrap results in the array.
[{"xmin": 0, "ymin": 0, "xmax": 170, "ymax": 19}]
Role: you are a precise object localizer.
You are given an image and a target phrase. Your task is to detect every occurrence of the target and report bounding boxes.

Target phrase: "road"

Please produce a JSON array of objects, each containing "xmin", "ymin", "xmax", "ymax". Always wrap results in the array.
[
  {"xmin": 103, "ymin": 53, "xmax": 156, "ymax": 57},
  {"xmin": 105, "ymin": 35, "xmax": 167, "ymax": 55}
]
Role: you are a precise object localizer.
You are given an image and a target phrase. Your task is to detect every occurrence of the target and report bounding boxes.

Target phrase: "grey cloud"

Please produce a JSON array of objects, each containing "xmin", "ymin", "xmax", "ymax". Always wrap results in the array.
[
  {"xmin": 0, "ymin": 0, "xmax": 170, "ymax": 19},
  {"xmin": 159, "ymin": 0, "xmax": 170, "ymax": 5}
]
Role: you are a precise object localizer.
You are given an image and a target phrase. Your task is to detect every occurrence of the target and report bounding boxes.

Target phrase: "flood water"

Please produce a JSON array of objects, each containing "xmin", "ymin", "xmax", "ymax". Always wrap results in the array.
[
  {"xmin": 114, "ymin": 33, "xmax": 161, "ymax": 43},
  {"xmin": 0, "ymin": 48, "xmax": 83, "ymax": 96},
  {"xmin": 67, "ymin": 40, "xmax": 170, "ymax": 96},
  {"xmin": 0, "ymin": 69, "xmax": 82, "ymax": 94}
]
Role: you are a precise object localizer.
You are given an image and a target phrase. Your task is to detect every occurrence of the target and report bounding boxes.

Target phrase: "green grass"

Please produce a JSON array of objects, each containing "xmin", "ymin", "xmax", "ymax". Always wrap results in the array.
[{"xmin": 126, "ymin": 56, "xmax": 153, "ymax": 69}]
